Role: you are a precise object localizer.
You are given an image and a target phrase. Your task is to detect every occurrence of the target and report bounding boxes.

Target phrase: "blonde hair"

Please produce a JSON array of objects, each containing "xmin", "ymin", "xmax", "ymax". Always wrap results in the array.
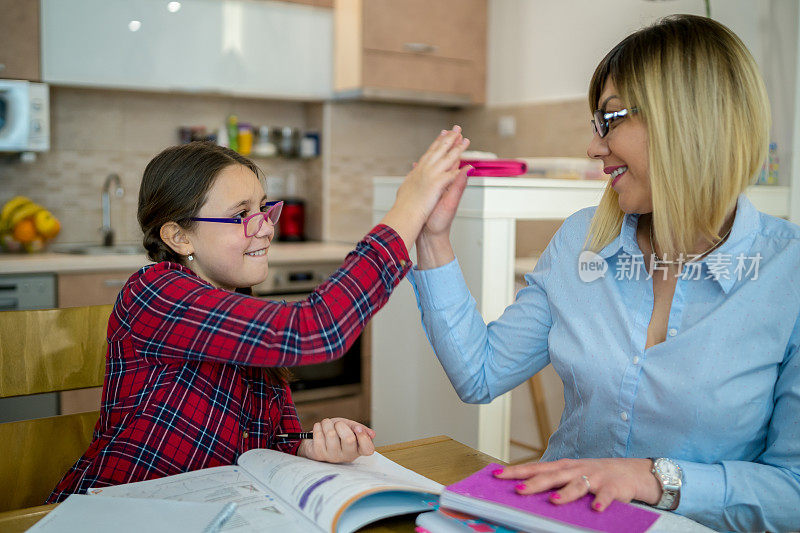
[{"xmin": 586, "ymin": 14, "xmax": 770, "ymax": 257}]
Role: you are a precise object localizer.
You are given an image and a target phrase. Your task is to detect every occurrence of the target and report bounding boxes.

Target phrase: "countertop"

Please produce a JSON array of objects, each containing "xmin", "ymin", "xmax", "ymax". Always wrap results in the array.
[{"xmin": 0, "ymin": 241, "xmax": 357, "ymax": 275}]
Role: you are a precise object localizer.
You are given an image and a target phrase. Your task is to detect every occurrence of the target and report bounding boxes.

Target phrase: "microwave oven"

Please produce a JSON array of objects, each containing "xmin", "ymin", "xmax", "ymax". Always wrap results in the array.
[{"xmin": 0, "ymin": 80, "xmax": 50, "ymax": 152}]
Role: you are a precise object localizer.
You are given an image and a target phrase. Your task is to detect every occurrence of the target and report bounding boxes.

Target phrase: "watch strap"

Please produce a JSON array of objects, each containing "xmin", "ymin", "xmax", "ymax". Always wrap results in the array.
[{"xmin": 651, "ymin": 458, "xmax": 682, "ymax": 511}]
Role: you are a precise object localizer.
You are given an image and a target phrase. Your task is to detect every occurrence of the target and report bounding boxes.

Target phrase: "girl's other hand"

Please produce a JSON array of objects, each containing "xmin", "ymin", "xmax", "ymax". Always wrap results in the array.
[{"xmin": 297, "ymin": 417, "xmax": 376, "ymax": 463}]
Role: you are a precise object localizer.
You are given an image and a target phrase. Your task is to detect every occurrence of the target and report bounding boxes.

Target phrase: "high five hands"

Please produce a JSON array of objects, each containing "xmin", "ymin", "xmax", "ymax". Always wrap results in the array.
[{"xmin": 380, "ymin": 126, "xmax": 471, "ymax": 250}]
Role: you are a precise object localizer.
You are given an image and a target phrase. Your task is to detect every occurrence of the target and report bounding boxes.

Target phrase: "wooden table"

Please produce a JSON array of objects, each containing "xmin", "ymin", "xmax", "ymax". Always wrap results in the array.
[{"xmin": 0, "ymin": 435, "xmax": 503, "ymax": 533}]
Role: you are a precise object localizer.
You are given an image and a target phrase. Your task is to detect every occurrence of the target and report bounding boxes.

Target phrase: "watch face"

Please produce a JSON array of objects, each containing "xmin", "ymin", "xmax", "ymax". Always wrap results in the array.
[{"xmin": 656, "ymin": 458, "xmax": 682, "ymax": 485}]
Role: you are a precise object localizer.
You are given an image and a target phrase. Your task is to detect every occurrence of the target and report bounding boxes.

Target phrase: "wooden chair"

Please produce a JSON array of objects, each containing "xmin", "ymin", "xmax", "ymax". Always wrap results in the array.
[
  {"xmin": 509, "ymin": 373, "xmax": 553, "ymax": 464},
  {"xmin": 0, "ymin": 304, "xmax": 112, "ymax": 512}
]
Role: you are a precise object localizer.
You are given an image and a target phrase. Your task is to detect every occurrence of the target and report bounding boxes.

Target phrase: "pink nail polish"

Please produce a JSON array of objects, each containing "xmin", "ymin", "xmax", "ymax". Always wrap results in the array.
[
  {"xmin": 550, "ymin": 493, "xmax": 561, "ymax": 500},
  {"xmin": 440, "ymin": 130, "xmax": 448, "ymax": 136},
  {"xmin": 515, "ymin": 484, "xmax": 526, "ymax": 491},
  {"xmin": 492, "ymin": 469, "xmax": 504, "ymax": 476},
  {"xmin": 594, "ymin": 502, "xmax": 602, "ymax": 510}
]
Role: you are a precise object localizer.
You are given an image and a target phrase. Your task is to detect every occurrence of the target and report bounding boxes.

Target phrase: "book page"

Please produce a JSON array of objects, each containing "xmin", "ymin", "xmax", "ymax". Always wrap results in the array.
[
  {"xmin": 88, "ymin": 465, "xmax": 319, "ymax": 532},
  {"xmin": 28, "ymin": 494, "xmax": 230, "ymax": 533},
  {"xmin": 238, "ymin": 449, "xmax": 442, "ymax": 532}
]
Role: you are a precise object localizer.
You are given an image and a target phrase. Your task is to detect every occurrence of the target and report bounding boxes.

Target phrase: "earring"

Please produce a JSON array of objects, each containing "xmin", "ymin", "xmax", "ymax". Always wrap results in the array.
[{"xmin": 187, "ymin": 254, "xmax": 194, "ymax": 262}]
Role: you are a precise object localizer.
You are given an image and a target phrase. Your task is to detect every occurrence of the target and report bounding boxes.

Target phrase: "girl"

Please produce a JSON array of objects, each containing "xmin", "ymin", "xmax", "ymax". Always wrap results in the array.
[
  {"xmin": 48, "ymin": 127, "xmax": 470, "ymax": 502},
  {"xmin": 411, "ymin": 15, "xmax": 799, "ymax": 532}
]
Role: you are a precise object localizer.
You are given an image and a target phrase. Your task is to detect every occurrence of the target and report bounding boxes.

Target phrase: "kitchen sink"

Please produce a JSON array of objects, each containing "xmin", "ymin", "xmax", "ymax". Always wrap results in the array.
[{"xmin": 64, "ymin": 244, "xmax": 146, "ymax": 255}]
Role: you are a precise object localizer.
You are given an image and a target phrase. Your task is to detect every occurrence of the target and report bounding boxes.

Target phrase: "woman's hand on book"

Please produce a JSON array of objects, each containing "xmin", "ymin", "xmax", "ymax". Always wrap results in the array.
[
  {"xmin": 297, "ymin": 417, "xmax": 376, "ymax": 463},
  {"xmin": 493, "ymin": 458, "xmax": 662, "ymax": 512}
]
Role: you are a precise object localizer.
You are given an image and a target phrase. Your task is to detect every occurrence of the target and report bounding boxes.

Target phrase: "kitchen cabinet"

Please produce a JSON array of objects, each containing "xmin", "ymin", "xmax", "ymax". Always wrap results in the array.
[
  {"xmin": 334, "ymin": 0, "xmax": 487, "ymax": 105},
  {"xmin": 57, "ymin": 270, "xmax": 134, "ymax": 308},
  {"xmin": 41, "ymin": 0, "xmax": 332, "ymax": 99},
  {"xmin": 0, "ymin": 0, "xmax": 40, "ymax": 81}
]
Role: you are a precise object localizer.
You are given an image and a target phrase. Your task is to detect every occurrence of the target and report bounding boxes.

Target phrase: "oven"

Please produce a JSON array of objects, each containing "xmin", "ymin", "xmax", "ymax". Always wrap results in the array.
[{"xmin": 251, "ymin": 262, "xmax": 365, "ymax": 399}]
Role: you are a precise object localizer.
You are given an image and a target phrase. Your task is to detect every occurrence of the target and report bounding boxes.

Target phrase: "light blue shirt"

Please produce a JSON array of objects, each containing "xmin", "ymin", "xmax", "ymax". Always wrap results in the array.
[{"xmin": 409, "ymin": 195, "xmax": 800, "ymax": 532}]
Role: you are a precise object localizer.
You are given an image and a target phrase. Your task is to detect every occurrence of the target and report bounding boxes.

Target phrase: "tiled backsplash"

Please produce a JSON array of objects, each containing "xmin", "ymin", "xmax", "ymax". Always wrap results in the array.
[
  {"xmin": 457, "ymin": 98, "xmax": 591, "ymax": 158},
  {"xmin": 457, "ymin": 98, "xmax": 589, "ymax": 257},
  {"xmin": 0, "ymin": 87, "xmax": 589, "ymax": 256},
  {"xmin": 326, "ymin": 101, "xmax": 456, "ymax": 243},
  {"xmin": 0, "ymin": 87, "xmax": 315, "ymax": 246}
]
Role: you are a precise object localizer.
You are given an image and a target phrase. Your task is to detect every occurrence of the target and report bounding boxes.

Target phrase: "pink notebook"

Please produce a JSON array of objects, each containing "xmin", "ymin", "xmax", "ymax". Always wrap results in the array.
[
  {"xmin": 459, "ymin": 159, "xmax": 528, "ymax": 177},
  {"xmin": 440, "ymin": 464, "xmax": 660, "ymax": 532}
]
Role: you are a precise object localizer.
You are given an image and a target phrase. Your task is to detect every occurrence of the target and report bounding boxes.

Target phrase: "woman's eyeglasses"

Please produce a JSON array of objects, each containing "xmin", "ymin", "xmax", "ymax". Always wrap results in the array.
[
  {"xmin": 190, "ymin": 201, "xmax": 283, "ymax": 238},
  {"xmin": 590, "ymin": 107, "xmax": 638, "ymax": 138}
]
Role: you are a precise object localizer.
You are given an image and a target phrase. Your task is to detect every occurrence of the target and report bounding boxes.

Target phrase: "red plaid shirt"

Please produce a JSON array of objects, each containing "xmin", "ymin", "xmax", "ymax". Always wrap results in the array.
[{"xmin": 48, "ymin": 225, "xmax": 410, "ymax": 503}]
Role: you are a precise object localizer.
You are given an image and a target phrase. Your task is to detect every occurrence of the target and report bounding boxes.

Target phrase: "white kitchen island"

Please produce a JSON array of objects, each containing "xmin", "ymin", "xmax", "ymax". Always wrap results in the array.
[{"xmin": 371, "ymin": 176, "xmax": 790, "ymax": 461}]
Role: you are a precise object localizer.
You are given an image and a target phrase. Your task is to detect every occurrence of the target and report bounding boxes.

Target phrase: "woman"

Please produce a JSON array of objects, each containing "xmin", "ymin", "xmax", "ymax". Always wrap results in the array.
[
  {"xmin": 411, "ymin": 15, "xmax": 799, "ymax": 532},
  {"xmin": 48, "ymin": 127, "xmax": 470, "ymax": 502}
]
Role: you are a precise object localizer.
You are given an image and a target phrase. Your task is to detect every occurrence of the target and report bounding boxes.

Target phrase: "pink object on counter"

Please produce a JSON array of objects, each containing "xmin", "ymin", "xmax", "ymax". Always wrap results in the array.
[{"xmin": 459, "ymin": 159, "xmax": 527, "ymax": 177}]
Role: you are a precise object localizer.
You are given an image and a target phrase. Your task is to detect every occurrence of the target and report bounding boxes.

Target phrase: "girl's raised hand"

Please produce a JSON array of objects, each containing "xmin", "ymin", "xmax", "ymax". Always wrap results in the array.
[
  {"xmin": 296, "ymin": 417, "xmax": 376, "ymax": 463},
  {"xmin": 380, "ymin": 126, "xmax": 470, "ymax": 249}
]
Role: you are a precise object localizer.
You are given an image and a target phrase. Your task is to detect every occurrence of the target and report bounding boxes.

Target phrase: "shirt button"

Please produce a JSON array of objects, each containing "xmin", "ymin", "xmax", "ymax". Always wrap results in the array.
[
  {"xmin": 400, "ymin": 259, "xmax": 407, "ymax": 268},
  {"xmin": 632, "ymin": 356, "xmax": 640, "ymax": 365},
  {"xmin": 620, "ymin": 411, "xmax": 629, "ymax": 421},
  {"xmin": 242, "ymin": 431, "xmax": 249, "ymax": 439},
  {"xmin": 668, "ymin": 328, "xmax": 678, "ymax": 337}
]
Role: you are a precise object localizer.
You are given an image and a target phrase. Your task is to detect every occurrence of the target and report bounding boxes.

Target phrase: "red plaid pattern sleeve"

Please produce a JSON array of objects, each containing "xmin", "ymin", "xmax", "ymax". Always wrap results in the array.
[{"xmin": 47, "ymin": 225, "xmax": 410, "ymax": 503}]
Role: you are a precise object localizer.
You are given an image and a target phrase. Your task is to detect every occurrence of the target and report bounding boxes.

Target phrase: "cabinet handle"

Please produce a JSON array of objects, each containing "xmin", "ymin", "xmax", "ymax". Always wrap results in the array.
[
  {"xmin": 103, "ymin": 279, "xmax": 127, "ymax": 287},
  {"xmin": 403, "ymin": 42, "xmax": 438, "ymax": 54},
  {"xmin": 0, "ymin": 297, "xmax": 18, "ymax": 310}
]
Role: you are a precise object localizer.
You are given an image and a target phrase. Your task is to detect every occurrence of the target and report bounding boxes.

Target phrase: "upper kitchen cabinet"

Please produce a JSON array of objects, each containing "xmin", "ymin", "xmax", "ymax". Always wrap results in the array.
[
  {"xmin": 334, "ymin": 0, "xmax": 487, "ymax": 106},
  {"xmin": 41, "ymin": 0, "xmax": 332, "ymax": 100},
  {"xmin": 0, "ymin": 0, "xmax": 41, "ymax": 81}
]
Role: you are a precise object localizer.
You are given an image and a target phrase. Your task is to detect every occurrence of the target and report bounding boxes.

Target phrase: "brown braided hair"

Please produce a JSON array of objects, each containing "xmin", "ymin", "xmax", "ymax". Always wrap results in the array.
[{"xmin": 138, "ymin": 142, "xmax": 290, "ymax": 383}]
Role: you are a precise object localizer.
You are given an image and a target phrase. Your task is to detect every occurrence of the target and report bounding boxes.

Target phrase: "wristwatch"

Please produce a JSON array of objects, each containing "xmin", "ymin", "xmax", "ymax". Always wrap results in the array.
[{"xmin": 650, "ymin": 458, "xmax": 682, "ymax": 510}]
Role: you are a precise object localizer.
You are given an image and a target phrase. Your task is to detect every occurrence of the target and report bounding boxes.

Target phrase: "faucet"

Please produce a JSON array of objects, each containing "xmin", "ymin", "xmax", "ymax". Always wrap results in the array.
[{"xmin": 101, "ymin": 173, "xmax": 124, "ymax": 247}]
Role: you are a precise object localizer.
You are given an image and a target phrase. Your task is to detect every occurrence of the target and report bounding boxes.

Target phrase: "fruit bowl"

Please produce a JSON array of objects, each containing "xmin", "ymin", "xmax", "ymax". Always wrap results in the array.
[{"xmin": 0, "ymin": 196, "xmax": 61, "ymax": 253}]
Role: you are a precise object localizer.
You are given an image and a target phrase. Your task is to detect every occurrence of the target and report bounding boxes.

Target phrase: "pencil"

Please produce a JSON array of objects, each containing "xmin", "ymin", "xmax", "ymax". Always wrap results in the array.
[
  {"xmin": 202, "ymin": 502, "xmax": 237, "ymax": 533},
  {"xmin": 275, "ymin": 432, "xmax": 314, "ymax": 439}
]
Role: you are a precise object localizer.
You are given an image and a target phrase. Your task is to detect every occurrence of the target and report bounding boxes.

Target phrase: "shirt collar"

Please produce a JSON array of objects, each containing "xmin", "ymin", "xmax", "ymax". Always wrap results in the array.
[
  {"xmin": 699, "ymin": 194, "xmax": 761, "ymax": 293},
  {"xmin": 595, "ymin": 194, "xmax": 761, "ymax": 293},
  {"xmin": 598, "ymin": 212, "xmax": 641, "ymax": 259}
]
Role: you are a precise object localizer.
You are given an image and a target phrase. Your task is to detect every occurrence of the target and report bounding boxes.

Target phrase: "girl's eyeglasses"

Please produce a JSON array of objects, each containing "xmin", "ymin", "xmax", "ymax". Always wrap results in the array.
[
  {"xmin": 590, "ymin": 107, "xmax": 638, "ymax": 138},
  {"xmin": 190, "ymin": 201, "xmax": 283, "ymax": 238}
]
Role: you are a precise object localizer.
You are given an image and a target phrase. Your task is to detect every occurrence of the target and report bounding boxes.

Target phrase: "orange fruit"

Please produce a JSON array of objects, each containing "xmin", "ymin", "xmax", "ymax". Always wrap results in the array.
[
  {"xmin": 34, "ymin": 210, "xmax": 60, "ymax": 239},
  {"xmin": 12, "ymin": 218, "xmax": 38, "ymax": 243}
]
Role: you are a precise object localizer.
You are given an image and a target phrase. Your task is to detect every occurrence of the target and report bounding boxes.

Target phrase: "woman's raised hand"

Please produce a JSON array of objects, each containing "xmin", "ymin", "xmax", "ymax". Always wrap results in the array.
[
  {"xmin": 380, "ymin": 126, "xmax": 470, "ymax": 249},
  {"xmin": 296, "ymin": 417, "xmax": 376, "ymax": 464}
]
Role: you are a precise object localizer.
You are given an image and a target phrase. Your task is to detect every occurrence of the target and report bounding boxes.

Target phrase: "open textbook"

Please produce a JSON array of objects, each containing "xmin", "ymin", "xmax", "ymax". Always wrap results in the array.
[{"xmin": 87, "ymin": 448, "xmax": 442, "ymax": 533}]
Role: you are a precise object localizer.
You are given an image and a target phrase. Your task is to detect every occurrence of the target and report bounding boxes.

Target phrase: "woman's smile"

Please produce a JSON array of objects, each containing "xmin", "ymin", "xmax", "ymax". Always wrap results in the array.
[{"xmin": 606, "ymin": 165, "xmax": 628, "ymax": 187}]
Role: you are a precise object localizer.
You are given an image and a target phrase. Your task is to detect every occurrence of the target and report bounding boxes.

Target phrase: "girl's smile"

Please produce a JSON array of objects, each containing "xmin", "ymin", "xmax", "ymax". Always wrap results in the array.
[{"xmin": 183, "ymin": 163, "xmax": 276, "ymax": 290}]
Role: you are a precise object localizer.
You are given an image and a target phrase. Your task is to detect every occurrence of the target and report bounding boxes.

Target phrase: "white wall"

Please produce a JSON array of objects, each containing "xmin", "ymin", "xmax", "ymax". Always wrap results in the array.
[
  {"xmin": 487, "ymin": 0, "xmax": 767, "ymax": 106},
  {"xmin": 486, "ymin": 0, "xmax": 798, "ymax": 188}
]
